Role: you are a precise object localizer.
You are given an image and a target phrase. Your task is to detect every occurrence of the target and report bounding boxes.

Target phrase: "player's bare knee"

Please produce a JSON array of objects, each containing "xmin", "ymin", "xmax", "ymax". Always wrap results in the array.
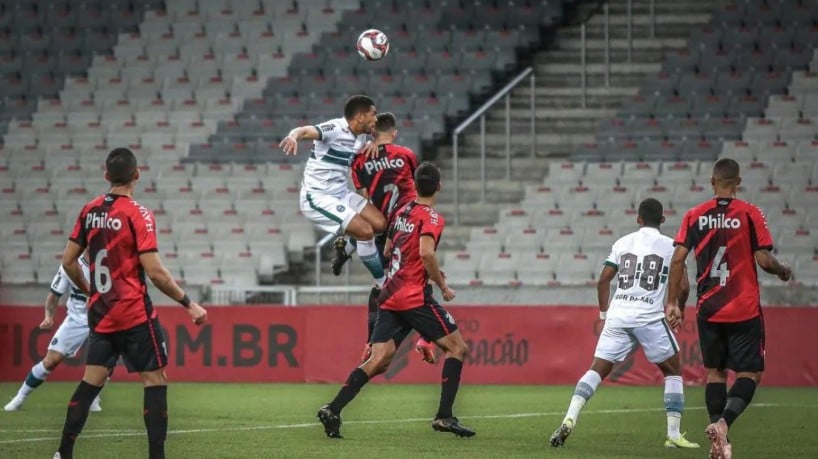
[
  {"xmin": 141, "ymin": 369, "xmax": 167, "ymax": 387},
  {"xmin": 372, "ymin": 214, "xmax": 387, "ymax": 234}
]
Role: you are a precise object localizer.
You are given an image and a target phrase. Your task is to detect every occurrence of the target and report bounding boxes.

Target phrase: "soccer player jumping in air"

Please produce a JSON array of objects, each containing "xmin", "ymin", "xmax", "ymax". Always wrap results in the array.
[
  {"xmin": 550, "ymin": 198, "xmax": 699, "ymax": 450},
  {"xmin": 54, "ymin": 148, "xmax": 207, "ymax": 459},
  {"xmin": 317, "ymin": 162, "xmax": 475, "ymax": 439},
  {"xmin": 279, "ymin": 95, "xmax": 389, "ymax": 290},
  {"xmin": 665, "ymin": 158, "xmax": 792, "ymax": 459}
]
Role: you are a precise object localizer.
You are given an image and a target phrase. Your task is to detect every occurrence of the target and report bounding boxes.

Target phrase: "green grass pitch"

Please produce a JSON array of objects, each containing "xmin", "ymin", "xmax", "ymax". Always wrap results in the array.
[{"xmin": 1, "ymin": 383, "xmax": 815, "ymax": 458}]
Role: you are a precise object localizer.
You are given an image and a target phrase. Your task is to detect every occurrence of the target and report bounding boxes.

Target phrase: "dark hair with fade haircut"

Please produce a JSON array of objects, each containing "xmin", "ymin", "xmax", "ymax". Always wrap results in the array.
[
  {"xmin": 638, "ymin": 198, "xmax": 664, "ymax": 227},
  {"xmin": 414, "ymin": 161, "xmax": 440, "ymax": 198},
  {"xmin": 343, "ymin": 94, "xmax": 375, "ymax": 120},
  {"xmin": 712, "ymin": 157, "xmax": 741, "ymax": 185},
  {"xmin": 374, "ymin": 112, "xmax": 396, "ymax": 133},
  {"xmin": 106, "ymin": 147, "xmax": 138, "ymax": 186}
]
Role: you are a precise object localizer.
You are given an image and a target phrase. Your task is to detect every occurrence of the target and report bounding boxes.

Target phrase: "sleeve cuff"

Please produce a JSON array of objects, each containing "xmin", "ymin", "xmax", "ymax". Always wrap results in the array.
[
  {"xmin": 138, "ymin": 248, "xmax": 159, "ymax": 255},
  {"xmin": 313, "ymin": 124, "xmax": 323, "ymax": 141},
  {"xmin": 68, "ymin": 237, "xmax": 86, "ymax": 247},
  {"xmin": 50, "ymin": 288, "xmax": 64, "ymax": 297},
  {"xmin": 603, "ymin": 260, "xmax": 618, "ymax": 269}
]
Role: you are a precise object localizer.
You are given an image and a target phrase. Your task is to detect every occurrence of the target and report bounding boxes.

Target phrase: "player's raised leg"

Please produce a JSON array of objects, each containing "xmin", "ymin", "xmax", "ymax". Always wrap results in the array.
[{"xmin": 345, "ymin": 203, "xmax": 388, "ymax": 287}]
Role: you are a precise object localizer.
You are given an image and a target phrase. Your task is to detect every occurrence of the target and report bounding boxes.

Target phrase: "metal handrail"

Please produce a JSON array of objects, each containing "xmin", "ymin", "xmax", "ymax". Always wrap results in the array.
[{"xmin": 452, "ymin": 66, "xmax": 536, "ymax": 224}]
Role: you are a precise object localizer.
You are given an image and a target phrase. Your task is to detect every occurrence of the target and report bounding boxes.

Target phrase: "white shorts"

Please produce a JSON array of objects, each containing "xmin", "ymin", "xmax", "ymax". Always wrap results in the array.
[
  {"xmin": 300, "ymin": 188, "xmax": 368, "ymax": 235},
  {"xmin": 594, "ymin": 319, "xmax": 679, "ymax": 364},
  {"xmin": 48, "ymin": 315, "xmax": 90, "ymax": 358}
]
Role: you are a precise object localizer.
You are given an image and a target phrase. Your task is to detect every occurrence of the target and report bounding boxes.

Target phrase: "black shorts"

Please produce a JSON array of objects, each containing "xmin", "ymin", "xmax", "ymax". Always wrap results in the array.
[
  {"xmin": 697, "ymin": 315, "xmax": 765, "ymax": 372},
  {"xmin": 371, "ymin": 296, "xmax": 458, "ymax": 346},
  {"xmin": 86, "ymin": 317, "xmax": 168, "ymax": 373}
]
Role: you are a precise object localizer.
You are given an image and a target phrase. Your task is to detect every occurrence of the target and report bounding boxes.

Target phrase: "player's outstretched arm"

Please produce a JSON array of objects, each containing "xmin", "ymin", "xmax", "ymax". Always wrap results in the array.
[
  {"xmin": 61, "ymin": 240, "xmax": 90, "ymax": 295},
  {"xmin": 278, "ymin": 125, "xmax": 321, "ymax": 156},
  {"xmin": 665, "ymin": 246, "xmax": 689, "ymax": 331},
  {"xmin": 755, "ymin": 249, "xmax": 793, "ymax": 282},
  {"xmin": 596, "ymin": 265, "xmax": 617, "ymax": 319},
  {"xmin": 420, "ymin": 235, "xmax": 455, "ymax": 301},
  {"xmin": 139, "ymin": 252, "xmax": 208, "ymax": 325}
]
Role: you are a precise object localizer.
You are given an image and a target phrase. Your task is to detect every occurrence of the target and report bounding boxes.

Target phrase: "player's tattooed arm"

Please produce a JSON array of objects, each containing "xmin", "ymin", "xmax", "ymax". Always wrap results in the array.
[
  {"xmin": 40, "ymin": 293, "xmax": 59, "ymax": 330},
  {"xmin": 278, "ymin": 125, "xmax": 321, "ymax": 155},
  {"xmin": 61, "ymin": 240, "xmax": 90, "ymax": 295},
  {"xmin": 596, "ymin": 265, "xmax": 617, "ymax": 319},
  {"xmin": 755, "ymin": 249, "xmax": 793, "ymax": 282}
]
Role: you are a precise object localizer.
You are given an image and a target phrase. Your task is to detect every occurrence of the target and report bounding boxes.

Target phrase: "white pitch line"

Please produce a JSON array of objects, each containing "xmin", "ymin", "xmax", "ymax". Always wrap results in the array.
[{"xmin": 0, "ymin": 402, "xmax": 811, "ymax": 444}]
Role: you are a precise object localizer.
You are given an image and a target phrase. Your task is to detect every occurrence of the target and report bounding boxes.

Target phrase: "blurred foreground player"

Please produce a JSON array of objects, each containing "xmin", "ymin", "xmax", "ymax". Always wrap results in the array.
[
  {"xmin": 317, "ymin": 162, "xmax": 475, "ymax": 439},
  {"xmin": 54, "ymin": 148, "xmax": 207, "ymax": 459},
  {"xmin": 666, "ymin": 158, "xmax": 792, "ymax": 459},
  {"xmin": 550, "ymin": 199, "xmax": 699, "ymax": 449},
  {"xmin": 5, "ymin": 254, "xmax": 109, "ymax": 412}
]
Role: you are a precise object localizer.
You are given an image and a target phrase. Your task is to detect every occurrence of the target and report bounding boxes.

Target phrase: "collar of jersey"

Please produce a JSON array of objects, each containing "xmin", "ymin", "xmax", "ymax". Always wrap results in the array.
[{"xmin": 639, "ymin": 226, "xmax": 660, "ymax": 234}]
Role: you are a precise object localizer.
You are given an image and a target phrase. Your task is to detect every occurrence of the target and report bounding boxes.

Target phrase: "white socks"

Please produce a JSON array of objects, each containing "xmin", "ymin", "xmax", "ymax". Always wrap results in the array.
[
  {"xmin": 664, "ymin": 375, "xmax": 684, "ymax": 439},
  {"xmin": 20, "ymin": 361, "xmax": 51, "ymax": 396},
  {"xmin": 564, "ymin": 370, "xmax": 602, "ymax": 425},
  {"xmin": 357, "ymin": 239, "xmax": 386, "ymax": 288},
  {"xmin": 344, "ymin": 238, "xmax": 356, "ymax": 256}
]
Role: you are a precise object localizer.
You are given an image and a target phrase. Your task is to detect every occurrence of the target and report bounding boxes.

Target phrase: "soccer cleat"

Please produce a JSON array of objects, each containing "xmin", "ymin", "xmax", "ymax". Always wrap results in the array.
[
  {"xmin": 317, "ymin": 404, "xmax": 343, "ymax": 439},
  {"xmin": 664, "ymin": 432, "xmax": 700, "ymax": 448},
  {"xmin": 90, "ymin": 396, "xmax": 102, "ymax": 412},
  {"xmin": 3, "ymin": 394, "xmax": 25, "ymax": 411},
  {"xmin": 431, "ymin": 417, "xmax": 475, "ymax": 437},
  {"xmin": 415, "ymin": 338, "xmax": 436, "ymax": 364},
  {"xmin": 330, "ymin": 236, "xmax": 351, "ymax": 276},
  {"xmin": 705, "ymin": 419, "xmax": 731, "ymax": 459},
  {"xmin": 549, "ymin": 418, "xmax": 574, "ymax": 447}
]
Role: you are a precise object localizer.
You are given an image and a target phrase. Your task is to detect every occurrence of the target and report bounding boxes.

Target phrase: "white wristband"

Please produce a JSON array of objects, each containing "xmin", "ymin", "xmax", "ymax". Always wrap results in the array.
[{"xmin": 599, "ymin": 311, "xmax": 607, "ymax": 320}]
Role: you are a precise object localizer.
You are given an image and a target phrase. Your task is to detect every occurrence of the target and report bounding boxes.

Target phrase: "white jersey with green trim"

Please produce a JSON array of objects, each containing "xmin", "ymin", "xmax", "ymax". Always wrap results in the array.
[
  {"xmin": 303, "ymin": 117, "xmax": 369, "ymax": 196},
  {"xmin": 604, "ymin": 227, "xmax": 675, "ymax": 328},
  {"xmin": 49, "ymin": 257, "xmax": 91, "ymax": 324}
]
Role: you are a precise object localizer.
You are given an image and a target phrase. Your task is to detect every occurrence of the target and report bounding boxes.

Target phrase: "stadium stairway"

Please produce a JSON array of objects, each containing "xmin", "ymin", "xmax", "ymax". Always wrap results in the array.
[{"xmin": 432, "ymin": 0, "xmax": 713, "ymax": 249}]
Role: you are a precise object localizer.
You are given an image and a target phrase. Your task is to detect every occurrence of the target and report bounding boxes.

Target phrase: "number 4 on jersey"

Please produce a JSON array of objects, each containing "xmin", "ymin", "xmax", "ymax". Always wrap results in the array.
[{"xmin": 710, "ymin": 246, "xmax": 730, "ymax": 286}]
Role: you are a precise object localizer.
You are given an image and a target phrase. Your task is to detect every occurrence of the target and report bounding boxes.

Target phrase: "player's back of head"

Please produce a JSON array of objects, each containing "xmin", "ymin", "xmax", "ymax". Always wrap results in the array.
[
  {"xmin": 344, "ymin": 95, "xmax": 375, "ymax": 120},
  {"xmin": 414, "ymin": 162, "xmax": 440, "ymax": 198},
  {"xmin": 105, "ymin": 147, "xmax": 138, "ymax": 186},
  {"xmin": 638, "ymin": 198, "xmax": 664, "ymax": 228},
  {"xmin": 712, "ymin": 157, "xmax": 741, "ymax": 188},
  {"xmin": 374, "ymin": 112, "xmax": 396, "ymax": 133}
]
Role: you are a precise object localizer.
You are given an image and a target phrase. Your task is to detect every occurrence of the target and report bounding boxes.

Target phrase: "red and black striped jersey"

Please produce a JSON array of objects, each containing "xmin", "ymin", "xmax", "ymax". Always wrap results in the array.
[
  {"xmin": 379, "ymin": 202, "xmax": 445, "ymax": 311},
  {"xmin": 674, "ymin": 197, "xmax": 774, "ymax": 323},
  {"xmin": 350, "ymin": 143, "xmax": 418, "ymax": 223},
  {"xmin": 69, "ymin": 193, "xmax": 159, "ymax": 333}
]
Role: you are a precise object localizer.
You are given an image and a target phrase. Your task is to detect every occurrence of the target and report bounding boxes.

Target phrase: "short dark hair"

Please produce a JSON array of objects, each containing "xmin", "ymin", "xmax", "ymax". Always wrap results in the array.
[
  {"xmin": 712, "ymin": 157, "xmax": 740, "ymax": 185},
  {"xmin": 343, "ymin": 95, "xmax": 375, "ymax": 120},
  {"xmin": 374, "ymin": 112, "xmax": 396, "ymax": 133},
  {"xmin": 638, "ymin": 198, "xmax": 664, "ymax": 227},
  {"xmin": 414, "ymin": 162, "xmax": 440, "ymax": 198},
  {"xmin": 106, "ymin": 147, "xmax": 137, "ymax": 186}
]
